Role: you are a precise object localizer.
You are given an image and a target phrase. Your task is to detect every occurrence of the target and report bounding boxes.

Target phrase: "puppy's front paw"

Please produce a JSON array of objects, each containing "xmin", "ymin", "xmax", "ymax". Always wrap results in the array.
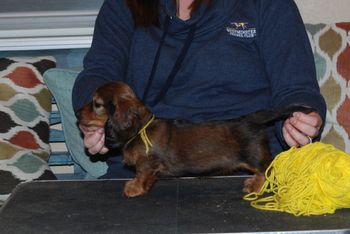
[
  {"xmin": 243, "ymin": 175, "xmax": 265, "ymax": 193},
  {"xmin": 123, "ymin": 179, "xmax": 146, "ymax": 197}
]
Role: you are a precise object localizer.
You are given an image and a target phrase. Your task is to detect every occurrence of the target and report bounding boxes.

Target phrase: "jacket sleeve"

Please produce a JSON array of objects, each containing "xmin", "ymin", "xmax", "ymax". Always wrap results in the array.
[
  {"xmin": 258, "ymin": 0, "xmax": 327, "ymax": 146},
  {"xmin": 72, "ymin": 0, "xmax": 134, "ymax": 113}
]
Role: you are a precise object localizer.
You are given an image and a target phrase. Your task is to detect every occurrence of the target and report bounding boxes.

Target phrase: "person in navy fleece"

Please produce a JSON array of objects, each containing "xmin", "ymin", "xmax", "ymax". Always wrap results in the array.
[{"xmin": 73, "ymin": 0, "xmax": 326, "ymax": 178}]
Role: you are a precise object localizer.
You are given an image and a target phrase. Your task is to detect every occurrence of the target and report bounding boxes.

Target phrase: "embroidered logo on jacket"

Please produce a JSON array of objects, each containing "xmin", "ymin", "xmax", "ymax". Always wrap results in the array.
[{"xmin": 226, "ymin": 22, "xmax": 256, "ymax": 38}]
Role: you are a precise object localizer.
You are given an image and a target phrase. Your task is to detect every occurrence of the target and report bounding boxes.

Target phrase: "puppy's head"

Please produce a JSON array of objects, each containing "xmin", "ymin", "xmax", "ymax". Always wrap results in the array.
[{"xmin": 78, "ymin": 81, "xmax": 151, "ymax": 148}]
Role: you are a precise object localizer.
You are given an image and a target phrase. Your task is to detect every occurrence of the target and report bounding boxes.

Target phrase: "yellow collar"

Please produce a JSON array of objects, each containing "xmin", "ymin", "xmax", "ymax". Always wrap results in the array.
[{"xmin": 126, "ymin": 115, "xmax": 155, "ymax": 156}]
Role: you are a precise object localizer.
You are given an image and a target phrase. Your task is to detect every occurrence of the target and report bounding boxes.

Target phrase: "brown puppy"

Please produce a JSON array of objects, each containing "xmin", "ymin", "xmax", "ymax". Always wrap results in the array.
[{"xmin": 78, "ymin": 81, "xmax": 314, "ymax": 197}]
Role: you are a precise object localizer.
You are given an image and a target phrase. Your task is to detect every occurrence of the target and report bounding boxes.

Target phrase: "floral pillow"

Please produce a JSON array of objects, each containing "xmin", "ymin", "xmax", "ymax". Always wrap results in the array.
[{"xmin": 0, "ymin": 57, "xmax": 57, "ymax": 204}]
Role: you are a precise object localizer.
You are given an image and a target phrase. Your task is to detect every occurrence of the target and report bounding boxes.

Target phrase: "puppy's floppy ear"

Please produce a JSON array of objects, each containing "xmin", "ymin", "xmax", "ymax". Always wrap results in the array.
[
  {"xmin": 116, "ymin": 82, "xmax": 150, "ymax": 118},
  {"xmin": 113, "ymin": 87, "xmax": 139, "ymax": 131},
  {"xmin": 111, "ymin": 81, "xmax": 151, "ymax": 132}
]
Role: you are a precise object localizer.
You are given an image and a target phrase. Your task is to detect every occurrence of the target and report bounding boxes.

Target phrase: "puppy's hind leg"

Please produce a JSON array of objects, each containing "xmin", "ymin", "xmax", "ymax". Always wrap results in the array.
[
  {"xmin": 241, "ymin": 167, "xmax": 265, "ymax": 194},
  {"xmin": 240, "ymin": 143, "xmax": 271, "ymax": 193}
]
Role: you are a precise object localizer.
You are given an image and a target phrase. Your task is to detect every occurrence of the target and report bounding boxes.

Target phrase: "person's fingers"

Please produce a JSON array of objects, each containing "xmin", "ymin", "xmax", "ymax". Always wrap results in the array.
[
  {"xmin": 294, "ymin": 112, "xmax": 322, "ymax": 128},
  {"xmin": 284, "ymin": 119, "xmax": 311, "ymax": 146},
  {"xmin": 87, "ymin": 135, "xmax": 107, "ymax": 154},
  {"xmin": 79, "ymin": 125, "xmax": 108, "ymax": 155},
  {"xmin": 282, "ymin": 120, "xmax": 299, "ymax": 147},
  {"xmin": 99, "ymin": 146, "xmax": 109, "ymax": 154},
  {"xmin": 289, "ymin": 117, "xmax": 317, "ymax": 139},
  {"xmin": 79, "ymin": 124, "xmax": 102, "ymax": 134},
  {"xmin": 84, "ymin": 129, "xmax": 106, "ymax": 154},
  {"xmin": 84, "ymin": 131, "xmax": 101, "ymax": 148},
  {"xmin": 290, "ymin": 112, "xmax": 322, "ymax": 138}
]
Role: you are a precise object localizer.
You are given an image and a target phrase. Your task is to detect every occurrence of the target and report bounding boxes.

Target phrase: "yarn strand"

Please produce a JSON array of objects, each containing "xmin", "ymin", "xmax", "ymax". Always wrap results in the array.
[{"xmin": 244, "ymin": 142, "xmax": 350, "ymax": 216}]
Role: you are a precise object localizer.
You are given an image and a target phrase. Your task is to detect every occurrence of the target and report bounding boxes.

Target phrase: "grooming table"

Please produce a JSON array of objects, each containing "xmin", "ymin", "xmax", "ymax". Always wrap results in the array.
[{"xmin": 0, "ymin": 176, "xmax": 349, "ymax": 233}]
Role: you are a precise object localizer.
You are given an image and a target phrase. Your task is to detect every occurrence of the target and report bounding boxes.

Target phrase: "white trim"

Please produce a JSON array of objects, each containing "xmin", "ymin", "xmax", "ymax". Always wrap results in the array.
[
  {"xmin": 0, "ymin": 0, "xmax": 102, "ymax": 51},
  {"xmin": 0, "ymin": 28, "xmax": 93, "ymax": 38},
  {"xmin": 0, "ymin": 10, "xmax": 98, "ymax": 18},
  {"xmin": 50, "ymin": 165, "xmax": 74, "ymax": 174},
  {"xmin": 0, "ymin": 36, "xmax": 92, "ymax": 51}
]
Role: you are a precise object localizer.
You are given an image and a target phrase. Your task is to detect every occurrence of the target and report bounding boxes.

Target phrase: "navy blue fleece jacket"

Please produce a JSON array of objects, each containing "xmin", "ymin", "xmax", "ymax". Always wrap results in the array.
[{"xmin": 72, "ymin": 0, "xmax": 326, "ymax": 157}]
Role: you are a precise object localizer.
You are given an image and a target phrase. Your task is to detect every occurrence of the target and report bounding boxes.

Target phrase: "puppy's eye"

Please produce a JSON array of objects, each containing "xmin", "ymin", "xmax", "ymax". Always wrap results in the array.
[
  {"xmin": 94, "ymin": 102, "xmax": 103, "ymax": 109},
  {"xmin": 93, "ymin": 97, "xmax": 106, "ymax": 115}
]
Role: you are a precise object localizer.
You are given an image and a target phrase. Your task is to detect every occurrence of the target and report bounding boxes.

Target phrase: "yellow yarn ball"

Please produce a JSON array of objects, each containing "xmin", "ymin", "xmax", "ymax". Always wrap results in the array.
[{"xmin": 244, "ymin": 142, "xmax": 350, "ymax": 216}]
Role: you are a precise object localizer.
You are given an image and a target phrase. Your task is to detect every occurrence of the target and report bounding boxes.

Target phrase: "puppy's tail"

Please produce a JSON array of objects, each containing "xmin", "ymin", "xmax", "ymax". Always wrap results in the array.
[{"xmin": 246, "ymin": 105, "xmax": 316, "ymax": 126}]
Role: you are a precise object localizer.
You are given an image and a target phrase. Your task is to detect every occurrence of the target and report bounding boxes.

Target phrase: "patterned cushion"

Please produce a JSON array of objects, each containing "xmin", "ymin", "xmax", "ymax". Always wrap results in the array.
[
  {"xmin": 306, "ymin": 22, "xmax": 350, "ymax": 153},
  {"xmin": 0, "ymin": 57, "xmax": 57, "ymax": 203}
]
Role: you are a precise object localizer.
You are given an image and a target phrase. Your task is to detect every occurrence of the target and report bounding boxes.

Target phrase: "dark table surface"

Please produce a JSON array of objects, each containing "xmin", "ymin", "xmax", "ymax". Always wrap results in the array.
[{"xmin": 0, "ymin": 176, "xmax": 349, "ymax": 234}]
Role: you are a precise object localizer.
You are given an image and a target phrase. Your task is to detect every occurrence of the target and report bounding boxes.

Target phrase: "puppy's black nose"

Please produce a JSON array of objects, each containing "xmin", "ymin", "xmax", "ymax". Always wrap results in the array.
[
  {"xmin": 104, "ymin": 124, "xmax": 123, "ymax": 149},
  {"xmin": 107, "ymin": 101, "xmax": 116, "ymax": 117}
]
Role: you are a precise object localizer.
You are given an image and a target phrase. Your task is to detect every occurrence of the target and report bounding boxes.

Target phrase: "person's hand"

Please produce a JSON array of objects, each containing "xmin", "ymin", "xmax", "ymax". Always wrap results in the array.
[
  {"xmin": 79, "ymin": 124, "xmax": 109, "ymax": 155},
  {"xmin": 282, "ymin": 111, "xmax": 322, "ymax": 147}
]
